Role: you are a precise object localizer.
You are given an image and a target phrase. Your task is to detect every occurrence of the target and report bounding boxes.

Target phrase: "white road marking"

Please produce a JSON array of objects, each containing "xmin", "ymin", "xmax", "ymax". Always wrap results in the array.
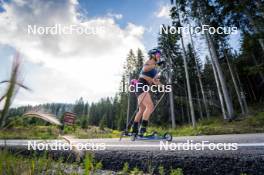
[
  {"xmin": 1, "ymin": 140, "xmax": 264, "ymax": 149},
  {"xmin": 237, "ymin": 143, "xmax": 264, "ymax": 147},
  {"xmin": 103, "ymin": 143, "xmax": 264, "ymax": 147}
]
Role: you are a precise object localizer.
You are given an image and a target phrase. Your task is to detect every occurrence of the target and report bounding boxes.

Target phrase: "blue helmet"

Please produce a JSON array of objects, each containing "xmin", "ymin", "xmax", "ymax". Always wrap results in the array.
[
  {"xmin": 148, "ymin": 48, "xmax": 165, "ymax": 65},
  {"xmin": 148, "ymin": 48, "xmax": 161, "ymax": 57}
]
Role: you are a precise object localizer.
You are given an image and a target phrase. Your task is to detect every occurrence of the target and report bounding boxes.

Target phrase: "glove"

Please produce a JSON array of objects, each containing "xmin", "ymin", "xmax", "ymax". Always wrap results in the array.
[{"xmin": 157, "ymin": 60, "xmax": 165, "ymax": 66}]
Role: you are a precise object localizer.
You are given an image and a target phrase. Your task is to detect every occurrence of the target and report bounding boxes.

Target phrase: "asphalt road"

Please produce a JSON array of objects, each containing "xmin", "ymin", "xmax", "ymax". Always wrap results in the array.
[
  {"xmin": 1, "ymin": 133, "xmax": 264, "ymax": 153},
  {"xmin": 1, "ymin": 133, "xmax": 264, "ymax": 174}
]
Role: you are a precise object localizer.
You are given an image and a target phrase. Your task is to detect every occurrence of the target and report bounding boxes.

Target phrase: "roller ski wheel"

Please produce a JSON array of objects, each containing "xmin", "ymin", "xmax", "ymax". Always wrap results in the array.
[
  {"xmin": 152, "ymin": 131, "xmax": 158, "ymax": 136},
  {"xmin": 131, "ymin": 133, "xmax": 136, "ymax": 141},
  {"xmin": 164, "ymin": 133, "xmax": 173, "ymax": 141},
  {"xmin": 119, "ymin": 131, "xmax": 126, "ymax": 141},
  {"xmin": 120, "ymin": 130, "xmax": 133, "ymax": 141}
]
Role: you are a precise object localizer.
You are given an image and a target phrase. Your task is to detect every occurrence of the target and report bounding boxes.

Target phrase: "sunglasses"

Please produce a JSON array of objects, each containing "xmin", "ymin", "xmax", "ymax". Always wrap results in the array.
[{"xmin": 155, "ymin": 52, "xmax": 161, "ymax": 57}]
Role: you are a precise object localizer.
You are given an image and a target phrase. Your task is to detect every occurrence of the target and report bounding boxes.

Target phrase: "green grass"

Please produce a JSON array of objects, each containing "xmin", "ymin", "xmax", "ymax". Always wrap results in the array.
[
  {"xmin": 1, "ymin": 150, "xmax": 185, "ymax": 175},
  {"xmin": 149, "ymin": 112, "xmax": 264, "ymax": 136},
  {"xmin": 119, "ymin": 162, "xmax": 184, "ymax": 175},
  {"xmin": 1, "ymin": 112, "xmax": 264, "ymax": 139},
  {"xmin": 170, "ymin": 168, "xmax": 183, "ymax": 175},
  {"xmin": 0, "ymin": 150, "xmax": 112, "ymax": 175},
  {"xmin": 0, "ymin": 125, "xmax": 60, "ymax": 139},
  {"xmin": 0, "ymin": 149, "xmax": 81, "ymax": 175},
  {"xmin": 52, "ymin": 111, "xmax": 264, "ymax": 138},
  {"xmin": 0, "ymin": 125, "xmax": 121, "ymax": 139},
  {"xmin": 63, "ymin": 125, "xmax": 121, "ymax": 139}
]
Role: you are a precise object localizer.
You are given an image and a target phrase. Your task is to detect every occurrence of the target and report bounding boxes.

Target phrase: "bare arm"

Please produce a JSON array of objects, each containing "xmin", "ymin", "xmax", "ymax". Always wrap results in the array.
[{"xmin": 152, "ymin": 74, "xmax": 162, "ymax": 85}]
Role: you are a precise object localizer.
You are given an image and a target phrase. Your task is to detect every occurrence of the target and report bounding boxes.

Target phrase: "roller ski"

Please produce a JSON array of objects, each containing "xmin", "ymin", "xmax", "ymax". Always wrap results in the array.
[
  {"xmin": 119, "ymin": 124, "xmax": 172, "ymax": 141},
  {"xmin": 131, "ymin": 131, "xmax": 172, "ymax": 141}
]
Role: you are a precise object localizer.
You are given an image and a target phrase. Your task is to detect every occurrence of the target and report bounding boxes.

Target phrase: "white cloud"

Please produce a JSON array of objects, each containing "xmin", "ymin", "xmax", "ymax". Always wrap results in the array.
[
  {"xmin": 107, "ymin": 12, "xmax": 123, "ymax": 20},
  {"xmin": 0, "ymin": 0, "xmax": 145, "ymax": 106},
  {"xmin": 125, "ymin": 23, "xmax": 144, "ymax": 38},
  {"xmin": 155, "ymin": 4, "xmax": 171, "ymax": 19}
]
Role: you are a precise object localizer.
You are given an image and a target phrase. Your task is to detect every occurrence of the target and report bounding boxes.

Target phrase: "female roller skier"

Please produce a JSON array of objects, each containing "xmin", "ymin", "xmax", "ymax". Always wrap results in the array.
[{"xmin": 131, "ymin": 48, "xmax": 165, "ymax": 136}]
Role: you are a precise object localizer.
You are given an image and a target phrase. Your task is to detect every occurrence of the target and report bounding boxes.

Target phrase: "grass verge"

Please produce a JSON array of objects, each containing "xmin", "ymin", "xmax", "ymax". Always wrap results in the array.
[
  {"xmin": 1, "ymin": 112, "xmax": 264, "ymax": 139},
  {"xmin": 149, "ymin": 112, "xmax": 264, "ymax": 136}
]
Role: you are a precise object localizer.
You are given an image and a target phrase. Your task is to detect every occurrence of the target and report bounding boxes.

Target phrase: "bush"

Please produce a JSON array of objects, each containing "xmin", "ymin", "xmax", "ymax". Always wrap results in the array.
[
  {"xmin": 170, "ymin": 168, "xmax": 183, "ymax": 175},
  {"xmin": 130, "ymin": 167, "xmax": 143, "ymax": 175},
  {"xmin": 81, "ymin": 118, "xmax": 88, "ymax": 129},
  {"xmin": 84, "ymin": 153, "xmax": 93, "ymax": 175},
  {"xmin": 158, "ymin": 166, "xmax": 165, "ymax": 175},
  {"xmin": 121, "ymin": 162, "xmax": 129, "ymax": 175}
]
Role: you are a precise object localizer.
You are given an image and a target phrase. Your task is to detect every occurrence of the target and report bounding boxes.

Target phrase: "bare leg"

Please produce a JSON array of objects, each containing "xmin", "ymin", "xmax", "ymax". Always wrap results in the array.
[
  {"xmin": 132, "ymin": 93, "xmax": 146, "ymax": 133},
  {"xmin": 134, "ymin": 92, "xmax": 147, "ymax": 122},
  {"xmin": 138, "ymin": 92, "xmax": 154, "ymax": 135},
  {"xmin": 142, "ymin": 92, "xmax": 154, "ymax": 121},
  {"xmin": 134, "ymin": 104, "xmax": 145, "ymax": 122}
]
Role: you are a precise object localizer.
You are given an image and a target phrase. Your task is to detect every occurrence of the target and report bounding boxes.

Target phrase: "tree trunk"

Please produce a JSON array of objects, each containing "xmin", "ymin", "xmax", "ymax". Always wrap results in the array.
[
  {"xmin": 175, "ymin": 8, "xmax": 195, "ymax": 127},
  {"xmin": 189, "ymin": 28, "xmax": 210, "ymax": 119},
  {"xmin": 180, "ymin": 34, "xmax": 196, "ymax": 127},
  {"xmin": 224, "ymin": 50, "xmax": 246, "ymax": 114},
  {"xmin": 207, "ymin": 51, "xmax": 227, "ymax": 119},
  {"xmin": 199, "ymin": 6, "xmax": 235, "ymax": 119},
  {"xmin": 234, "ymin": 66, "xmax": 249, "ymax": 114},
  {"xmin": 126, "ymin": 75, "xmax": 131, "ymax": 129},
  {"xmin": 184, "ymin": 82, "xmax": 191, "ymax": 124},
  {"xmin": 167, "ymin": 58, "xmax": 176, "ymax": 129},
  {"xmin": 180, "ymin": 96, "xmax": 185, "ymax": 123},
  {"xmin": 195, "ymin": 81, "xmax": 203, "ymax": 119},
  {"xmin": 205, "ymin": 32, "xmax": 234, "ymax": 119}
]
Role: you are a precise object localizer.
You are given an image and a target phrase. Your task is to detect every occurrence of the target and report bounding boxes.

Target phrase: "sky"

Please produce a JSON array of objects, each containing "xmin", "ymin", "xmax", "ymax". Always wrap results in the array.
[{"xmin": 0, "ymin": 0, "xmax": 241, "ymax": 107}]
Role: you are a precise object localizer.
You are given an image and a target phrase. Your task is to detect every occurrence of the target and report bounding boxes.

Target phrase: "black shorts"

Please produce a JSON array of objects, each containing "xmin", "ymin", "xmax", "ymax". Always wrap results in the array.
[{"xmin": 135, "ymin": 78, "xmax": 150, "ymax": 97}]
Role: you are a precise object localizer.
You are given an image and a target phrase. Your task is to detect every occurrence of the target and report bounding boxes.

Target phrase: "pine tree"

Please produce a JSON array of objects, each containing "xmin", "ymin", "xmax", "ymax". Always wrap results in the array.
[{"xmin": 170, "ymin": 5, "xmax": 196, "ymax": 127}]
